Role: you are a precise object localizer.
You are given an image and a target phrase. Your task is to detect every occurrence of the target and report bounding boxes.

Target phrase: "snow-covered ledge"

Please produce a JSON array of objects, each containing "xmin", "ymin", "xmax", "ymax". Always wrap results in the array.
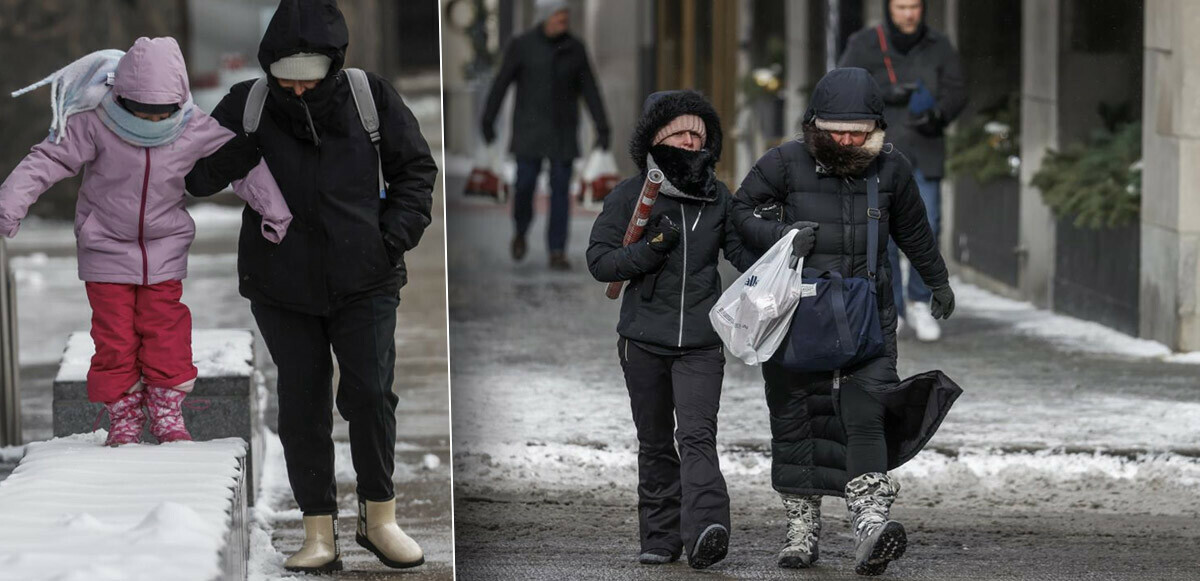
[
  {"xmin": 51, "ymin": 329, "xmax": 264, "ymax": 505},
  {"xmin": 0, "ymin": 433, "xmax": 249, "ymax": 581}
]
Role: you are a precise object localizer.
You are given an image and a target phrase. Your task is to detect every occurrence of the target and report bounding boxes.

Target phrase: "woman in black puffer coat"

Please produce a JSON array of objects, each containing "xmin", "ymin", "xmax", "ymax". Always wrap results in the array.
[
  {"xmin": 731, "ymin": 68, "xmax": 959, "ymax": 576},
  {"xmin": 588, "ymin": 90, "xmax": 754, "ymax": 570}
]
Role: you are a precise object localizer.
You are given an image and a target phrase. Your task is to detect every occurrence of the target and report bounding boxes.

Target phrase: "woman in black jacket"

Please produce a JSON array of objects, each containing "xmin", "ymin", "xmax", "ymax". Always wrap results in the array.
[
  {"xmin": 185, "ymin": 0, "xmax": 436, "ymax": 572},
  {"xmin": 587, "ymin": 90, "xmax": 754, "ymax": 570},
  {"xmin": 732, "ymin": 68, "xmax": 955, "ymax": 576}
]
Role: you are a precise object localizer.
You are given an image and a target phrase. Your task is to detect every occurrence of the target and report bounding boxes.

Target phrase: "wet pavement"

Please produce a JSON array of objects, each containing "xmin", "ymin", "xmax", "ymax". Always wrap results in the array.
[{"xmin": 445, "ymin": 172, "xmax": 1200, "ymax": 580}]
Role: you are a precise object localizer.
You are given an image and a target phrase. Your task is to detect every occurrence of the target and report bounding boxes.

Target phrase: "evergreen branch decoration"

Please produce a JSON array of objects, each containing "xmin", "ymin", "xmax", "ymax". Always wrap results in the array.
[
  {"xmin": 947, "ymin": 95, "xmax": 1020, "ymax": 186},
  {"xmin": 1030, "ymin": 121, "xmax": 1141, "ymax": 229}
]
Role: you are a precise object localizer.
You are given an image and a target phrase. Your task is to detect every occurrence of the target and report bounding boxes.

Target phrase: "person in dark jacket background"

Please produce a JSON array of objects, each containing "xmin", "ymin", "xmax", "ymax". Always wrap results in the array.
[
  {"xmin": 588, "ymin": 90, "xmax": 753, "ymax": 570},
  {"xmin": 839, "ymin": 0, "xmax": 966, "ymax": 342},
  {"xmin": 482, "ymin": 0, "xmax": 610, "ymax": 270},
  {"xmin": 732, "ymin": 68, "xmax": 955, "ymax": 575},
  {"xmin": 185, "ymin": 0, "xmax": 435, "ymax": 572}
]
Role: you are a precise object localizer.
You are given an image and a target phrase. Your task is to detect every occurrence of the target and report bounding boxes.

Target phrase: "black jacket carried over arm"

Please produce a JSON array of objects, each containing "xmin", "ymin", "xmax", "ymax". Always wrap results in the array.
[
  {"xmin": 481, "ymin": 27, "xmax": 609, "ymax": 161},
  {"xmin": 186, "ymin": 0, "xmax": 437, "ymax": 316},
  {"xmin": 838, "ymin": 26, "xmax": 966, "ymax": 179}
]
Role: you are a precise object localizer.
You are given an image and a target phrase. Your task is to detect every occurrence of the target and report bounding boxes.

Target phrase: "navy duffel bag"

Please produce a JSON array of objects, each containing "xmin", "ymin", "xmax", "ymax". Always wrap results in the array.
[{"xmin": 774, "ymin": 163, "xmax": 886, "ymax": 372}]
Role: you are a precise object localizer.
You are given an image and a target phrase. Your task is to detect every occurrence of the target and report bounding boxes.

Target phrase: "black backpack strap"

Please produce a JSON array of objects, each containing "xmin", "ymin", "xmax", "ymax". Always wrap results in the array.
[
  {"xmin": 866, "ymin": 161, "xmax": 881, "ymax": 279},
  {"xmin": 345, "ymin": 68, "xmax": 388, "ymax": 199}
]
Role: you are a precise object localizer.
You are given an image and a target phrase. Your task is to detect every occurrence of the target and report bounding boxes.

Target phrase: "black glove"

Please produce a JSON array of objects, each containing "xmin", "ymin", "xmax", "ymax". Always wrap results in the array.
[
  {"xmin": 595, "ymin": 132, "xmax": 611, "ymax": 151},
  {"xmin": 382, "ymin": 232, "xmax": 406, "ymax": 269},
  {"xmin": 883, "ymin": 83, "xmax": 915, "ymax": 105},
  {"xmin": 786, "ymin": 221, "xmax": 819, "ymax": 258},
  {"xmin": 909, "ymin": 109, "xmax": 945, "ymax": 137},
  {"xmin": 645, "ymin": 213, "xmax": 680, "ymax": 253},
  {"xmin": 481, "ymin": 123, "xmax": 496, "ymax": 144},
  {"xmin": 930, "ymin": 284, "xmax": 955, "ymax": 319}
]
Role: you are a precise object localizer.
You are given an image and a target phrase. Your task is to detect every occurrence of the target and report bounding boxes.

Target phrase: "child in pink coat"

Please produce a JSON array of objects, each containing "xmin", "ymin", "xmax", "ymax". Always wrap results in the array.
[{"xmin": 0, "ymin": 37, "xmax": 293, "ymax": 446}]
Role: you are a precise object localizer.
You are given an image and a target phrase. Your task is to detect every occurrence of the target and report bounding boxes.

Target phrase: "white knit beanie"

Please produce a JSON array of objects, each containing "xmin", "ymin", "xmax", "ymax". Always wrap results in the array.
[
  {"xmin": 536, "ymin": 0, "xmax": 569, "ymax": 22},
  {"xmin": 270, "ymin": 52, "xmax": 333, "ymax": 81},
  {"xmin": 814, "ymin": 117, "xmax": 877, "ymax": 133}
]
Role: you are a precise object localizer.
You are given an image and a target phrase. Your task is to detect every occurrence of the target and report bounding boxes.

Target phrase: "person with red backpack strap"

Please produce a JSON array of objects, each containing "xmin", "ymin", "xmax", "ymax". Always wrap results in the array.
[{"xmin": 838, "ymin": 0, "xmax": 967, "ymax": 343}]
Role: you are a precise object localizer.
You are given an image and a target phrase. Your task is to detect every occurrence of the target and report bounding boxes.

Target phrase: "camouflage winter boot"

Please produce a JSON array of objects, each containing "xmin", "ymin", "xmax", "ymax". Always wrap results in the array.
[
  {"xmin": 778, "ymin": 493, "xmax": 822, "ymax": 568},
  {"xmin": 844, "ymin": 473, "xmax": 907, "ymax": 576}
]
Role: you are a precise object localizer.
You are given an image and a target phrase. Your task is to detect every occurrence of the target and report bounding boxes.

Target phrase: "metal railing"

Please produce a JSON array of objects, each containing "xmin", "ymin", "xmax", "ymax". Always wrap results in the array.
[{"xmin": 0, "ymin": 238, "xmax": 20, "ymax": 446}]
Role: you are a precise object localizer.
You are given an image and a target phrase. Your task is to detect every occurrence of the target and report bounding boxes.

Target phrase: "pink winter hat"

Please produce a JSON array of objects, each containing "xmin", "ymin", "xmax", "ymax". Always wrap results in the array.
[{"xmin": 113, "ymin": 37, "xmax": 190, "ymax": 107}]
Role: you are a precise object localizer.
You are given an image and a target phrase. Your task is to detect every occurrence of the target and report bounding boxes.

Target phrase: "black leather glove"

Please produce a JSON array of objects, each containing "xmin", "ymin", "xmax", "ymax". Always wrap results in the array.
[
  {"xmin": 645, "ymin": 213, "xmax": 680, "ymax": 253},
  {"xmin": 595, "ymin": 132, "xmax": 611, "ymax": 151},
  {"xmin": 910, "ymin": 109, "xmax": 945, "ymax": 137},
  {"xmin": 786, "ymin": 221, "xmax": 819, "ymax": 258},
  {"xmin": 883, "ymin": 83, "xmax": 916, "ymax": 105},
  {"xmin": 930, "ymin": 284, "xmax": 956, "ymax": 319},
  {"xmin": 481, "ymin": 123, "xmax": 496, "ymax": 144}
]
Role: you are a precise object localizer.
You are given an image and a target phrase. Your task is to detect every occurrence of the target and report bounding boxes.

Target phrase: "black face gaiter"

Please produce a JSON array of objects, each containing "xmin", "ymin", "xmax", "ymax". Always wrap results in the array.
[{"xmin": 648, "ymin": 144, "xmax": 718, "ymax": 201}]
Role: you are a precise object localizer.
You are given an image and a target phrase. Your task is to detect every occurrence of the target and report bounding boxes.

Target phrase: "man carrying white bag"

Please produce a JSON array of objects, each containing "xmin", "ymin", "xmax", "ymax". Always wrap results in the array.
[{"xmin": 710, "ymin": 223, "xmax": 819, "ymax": 365}]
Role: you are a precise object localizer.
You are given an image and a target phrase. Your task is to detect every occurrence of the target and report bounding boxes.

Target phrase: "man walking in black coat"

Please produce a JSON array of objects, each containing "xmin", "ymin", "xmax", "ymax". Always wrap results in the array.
[
  {"xmin": 839, "ymin": 0, "xmax": 966, "ymax": 342},
  {"xmin": 732, "ymin": 67, "xmax": 956, "ymax": 575},
  {"xmin": 482, "ymin": 0, "xmax": 610, "ymax": 270},
  {"xmin": 185, "ymin": 0, "xmax": 436, "ymax": 572},
  {"xmin": 588, "ymin": 90, "xmax": 754, "ymax": 570}
]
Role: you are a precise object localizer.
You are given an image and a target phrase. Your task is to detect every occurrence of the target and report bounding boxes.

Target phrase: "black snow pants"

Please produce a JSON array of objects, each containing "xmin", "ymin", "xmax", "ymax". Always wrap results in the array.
[
  {"xmin": 618, "ymin": 337, "xmax": 731, "ymax": 557},
  {"xmin": 252, "ymin": 294, "xmax": 401, "ymax": 515}
]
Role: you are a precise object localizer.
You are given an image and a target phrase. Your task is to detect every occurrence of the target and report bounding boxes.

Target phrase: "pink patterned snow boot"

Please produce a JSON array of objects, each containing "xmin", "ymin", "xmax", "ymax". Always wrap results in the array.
[
  {"xmin": 103, "ymin": 391, "xmax": 146, "ymax": 446},
  {"xmin": 146, "ymin": 385, "xmax": 193, "ymax": 443}
]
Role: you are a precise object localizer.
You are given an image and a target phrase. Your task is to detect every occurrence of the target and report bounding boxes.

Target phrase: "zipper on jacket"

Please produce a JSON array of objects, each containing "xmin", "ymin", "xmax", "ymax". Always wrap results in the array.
[
  {"xmin": 692, "ymin": 203, "xmax": 705, "ymax": 231},
  {"xmin": 299, "ymin": 99, "xmax": 321, "ymax": 147},
  {"xmin": 678, "ymin": 205, "xmax": 688, "ymax": 347},
  {"xmin": 138, "ymin": 148, "xmax": 151, "ymax": 286}
]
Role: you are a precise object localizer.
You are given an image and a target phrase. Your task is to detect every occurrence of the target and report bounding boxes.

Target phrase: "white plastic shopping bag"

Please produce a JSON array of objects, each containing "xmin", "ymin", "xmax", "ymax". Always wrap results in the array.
[
  {"xmin": 709, "ymin": 230, "xmax": 805, "ymax": 365},
  {"xmin": 464, "ymin": 142, "xmax": 510, "ymax": 203},
  {"xmin": 578, "ymin": 148, "xmax": 621, "ymax": 206}
]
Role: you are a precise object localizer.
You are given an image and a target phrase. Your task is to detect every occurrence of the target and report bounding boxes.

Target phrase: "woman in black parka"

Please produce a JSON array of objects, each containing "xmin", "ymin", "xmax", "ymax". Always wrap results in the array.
[
  {"xmin": 732, "ymin": 68, "xmax": 959, "ymax": 576},
  {"xmin": 185, "ymin": 0, "xmax": 436, "ymax": 572},
  {"xmin": 588, "ymin": 90, "xmax": 754, "ymax": 570}
]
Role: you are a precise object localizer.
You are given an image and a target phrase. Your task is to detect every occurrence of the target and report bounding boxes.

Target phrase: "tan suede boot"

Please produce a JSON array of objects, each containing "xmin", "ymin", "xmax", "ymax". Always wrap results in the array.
[
  {"xmin": 356, "ymin": 498, "xmax": 424, "ymax": 568},
  {"xmin": 284, "ymin": 514, "xmax": 342, "ymax": 573}
]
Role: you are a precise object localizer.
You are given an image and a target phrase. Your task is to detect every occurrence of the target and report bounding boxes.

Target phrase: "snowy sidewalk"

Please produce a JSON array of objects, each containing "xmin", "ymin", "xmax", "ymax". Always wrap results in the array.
[
  {"xmin": 8, "ymin": 197, "xmax": 453, "ymax": 579},
  {"xmin": 445, "ymin": 174, "xmax": 1200, "ymax": 578}
]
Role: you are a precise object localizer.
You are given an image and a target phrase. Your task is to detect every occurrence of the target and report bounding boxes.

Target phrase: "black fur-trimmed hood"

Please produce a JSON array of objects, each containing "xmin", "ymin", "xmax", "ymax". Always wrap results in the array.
[{"xmin": 630, "ymin": 90, "xmax": 723, "ymax": 172}]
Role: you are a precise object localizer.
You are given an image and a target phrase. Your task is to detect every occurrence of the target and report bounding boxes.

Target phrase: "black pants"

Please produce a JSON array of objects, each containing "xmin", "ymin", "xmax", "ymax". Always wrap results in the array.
[
  {"xmin": 618, "ymin": 337, "xmax": 730, "ymax": 557},
  {"xmin": 252, "ymin": 294, "xmax": 401, "ymax": 515}
]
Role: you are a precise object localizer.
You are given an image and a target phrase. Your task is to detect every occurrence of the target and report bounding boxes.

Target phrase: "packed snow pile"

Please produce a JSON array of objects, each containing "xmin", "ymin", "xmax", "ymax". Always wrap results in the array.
[
  {"xmin": 0, "ymin": 433, "xmax": 246, "ymax": 581},
  {"xmin": 56, "ymin": 329, "xmax": 254, "ymax": 382},
  {"xmin": 955, "ymin": 280, "xmax": 1199, "ymax": 362}
]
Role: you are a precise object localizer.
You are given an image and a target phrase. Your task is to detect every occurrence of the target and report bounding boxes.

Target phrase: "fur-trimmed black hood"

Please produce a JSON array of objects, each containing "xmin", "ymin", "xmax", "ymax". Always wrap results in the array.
[{"xmin": 630, "ymin": 90, "xmax": 723, "ymax": 172}]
